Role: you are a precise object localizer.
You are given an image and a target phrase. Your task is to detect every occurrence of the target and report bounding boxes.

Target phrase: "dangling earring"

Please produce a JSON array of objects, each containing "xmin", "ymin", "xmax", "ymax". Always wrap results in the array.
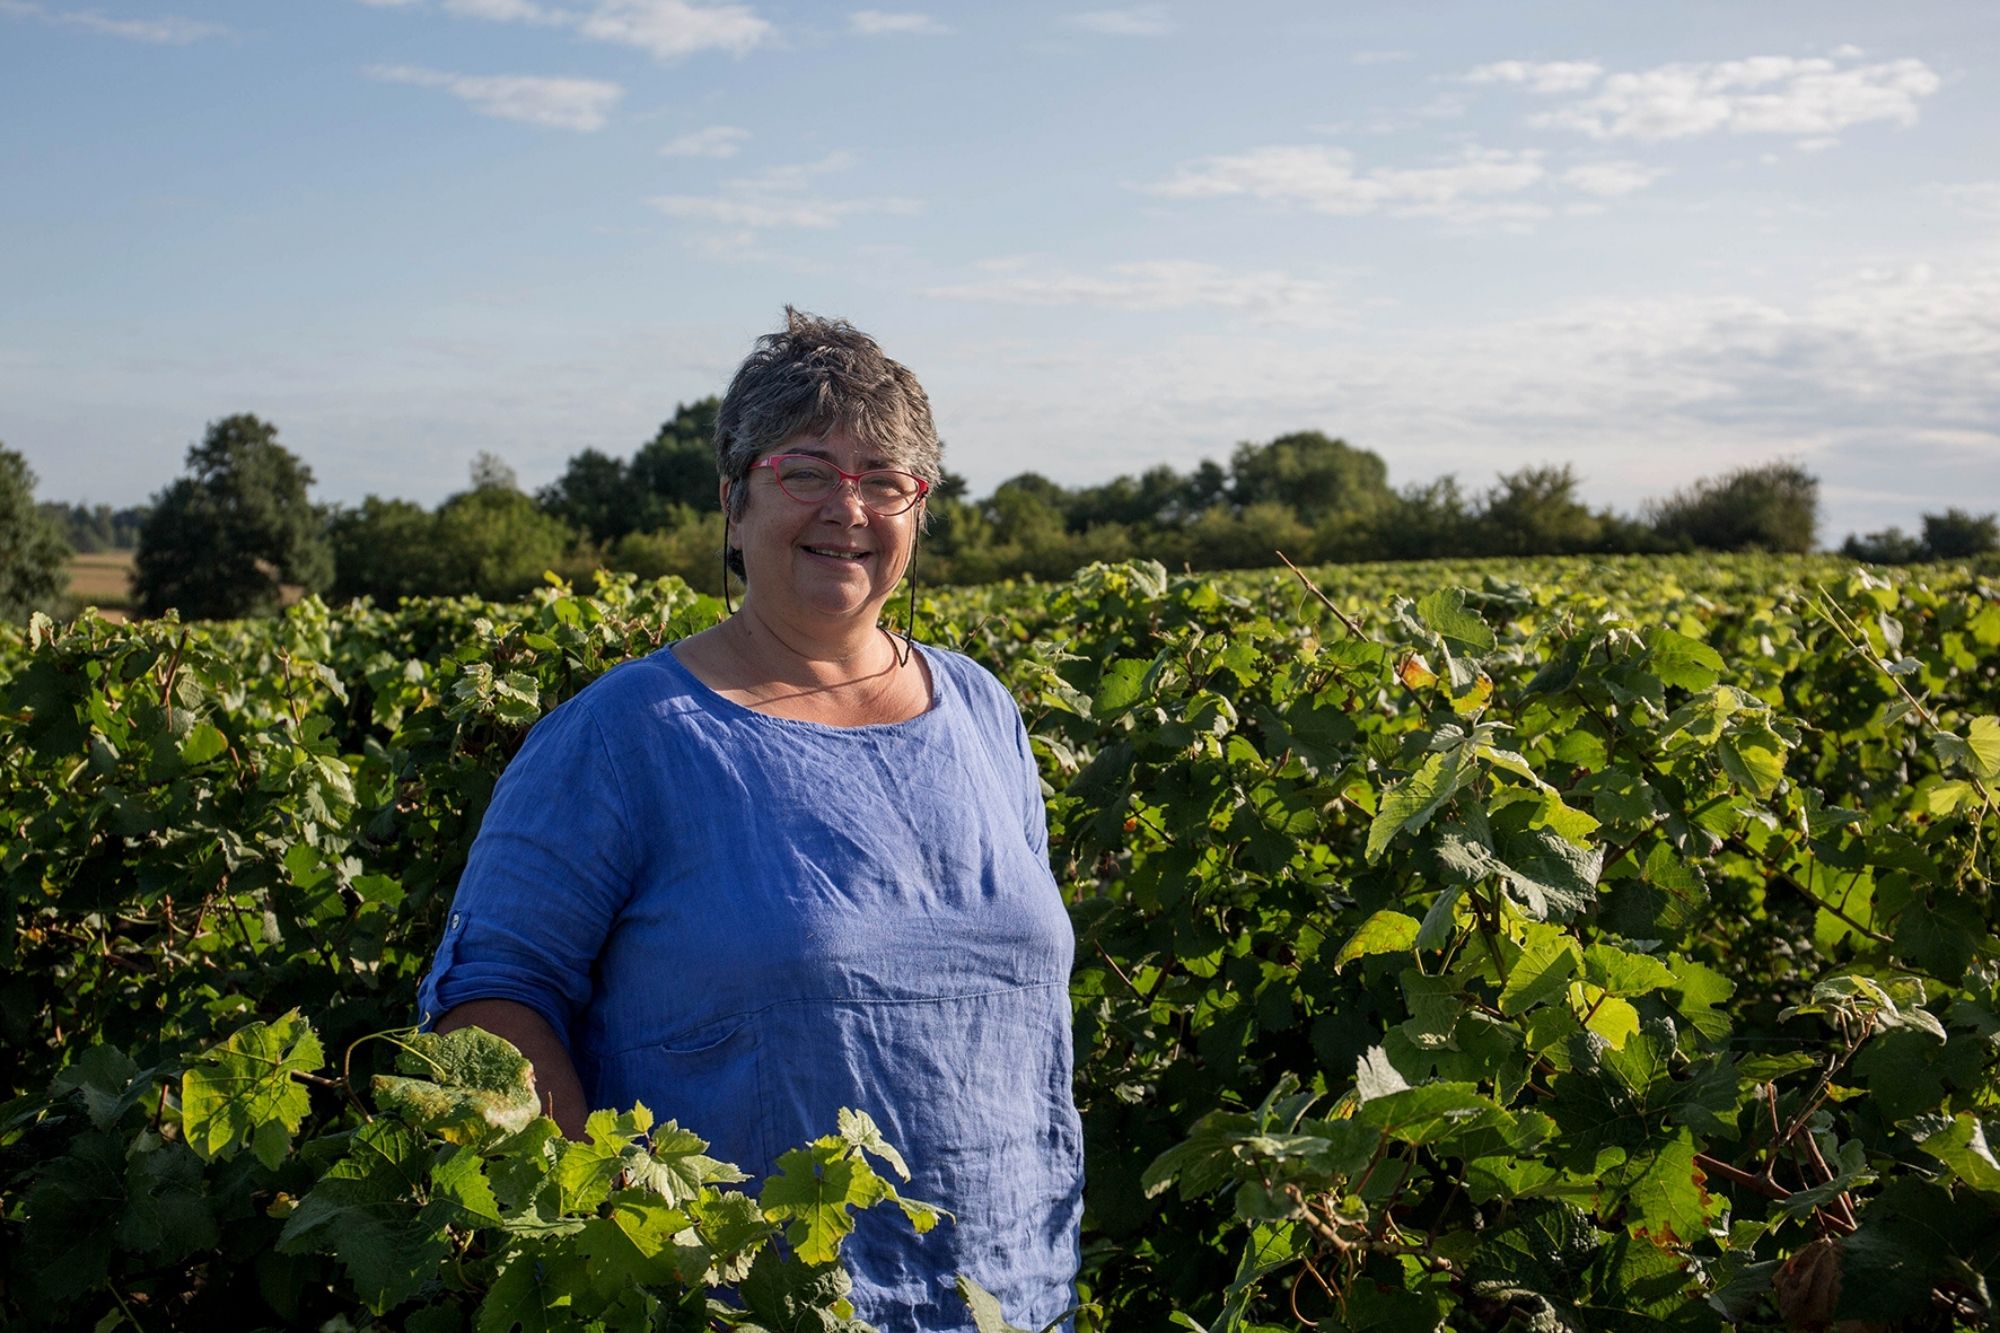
[
  {"xmin": 721, "ymin": 512, "xmax": 737, "ymax": 617},
  {"xmin": 896, "ymin": 530, "xmax": 919, "ymax": 667}
]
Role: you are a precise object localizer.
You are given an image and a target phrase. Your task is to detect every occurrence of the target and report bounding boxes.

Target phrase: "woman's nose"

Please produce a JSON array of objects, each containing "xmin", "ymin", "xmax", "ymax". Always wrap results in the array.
[{"xmin": 818, "ymin": 478, "xmax": 871, "ymax": 520}]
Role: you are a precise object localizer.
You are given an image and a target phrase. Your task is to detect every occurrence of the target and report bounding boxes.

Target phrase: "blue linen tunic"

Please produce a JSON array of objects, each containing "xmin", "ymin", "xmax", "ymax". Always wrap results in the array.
[{"xmin": 418, "ymin": 643, "xmax": 1083, "ymax": 1330}]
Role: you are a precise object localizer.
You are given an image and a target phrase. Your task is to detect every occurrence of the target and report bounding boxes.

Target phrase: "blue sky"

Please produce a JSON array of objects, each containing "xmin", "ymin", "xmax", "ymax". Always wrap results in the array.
[{"xmin": 3, "ymin": 0, "xmax": 1996, "ymax": 543}]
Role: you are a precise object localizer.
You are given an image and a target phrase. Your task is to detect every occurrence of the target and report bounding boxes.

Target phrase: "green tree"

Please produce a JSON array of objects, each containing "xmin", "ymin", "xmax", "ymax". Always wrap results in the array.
[
  {"xmin": 328, "ymin": 497, "xmax": 438, "ymax": 602},
  {"xmin": 1647, "ymin": 460, "xmax": 1819, "ymax": 553},
  {"xmin": 429, "ymin": 487, "xmax": 575, "ymax": 599},
  {"xmin": 538, "ymin": 447, "xmax": 633, "ymax": 544},
  {"xmin": 1921, "ymin": 508, "xmax": 1998, "ymax": 560},
  {"xmin": 1379, "ymin": 475, "xmax": 1476, "ymax": 560},
  {"xmin": 1, "ymin": 444, "xmax": 72, "ymax": 620},
  {"xmin": 133, "ymin": 415, "xmax": 332, "ymax": 619},
  {"xmin": 628, "ymin": 400, "xmax": 721, "ymax": 527},
  {"xmin": 610, "ymin": 508, "xmax": 728, "ymax": 595},
  {"xmin": 1840, "ymin": 526, "xmax": 1926, "ymax": 565},
  {"xmin": 1475, "ymin": 464, "xmax": 1605, "ymax": 557},
  {"xmin": 1228, "ymin": 432, "xmax": 1391, "ymax": 558}
]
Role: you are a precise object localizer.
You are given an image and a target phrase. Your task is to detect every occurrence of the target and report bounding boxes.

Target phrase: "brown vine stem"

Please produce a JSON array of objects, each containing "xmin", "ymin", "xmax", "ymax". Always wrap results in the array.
[
  {"xmin": 157, "ymin": 627, "xmax": 190, "ymax": 729},
  {"xmin": 1691, "ymin": 1148, "xmax": 1852, "ymax": 1235},
  {"xmin": 1812, "ymin": 584, "xmax": 1998, "ymax": 822},
  {"xmin": 1798, "ymin": 1124, "xmax": 1860, "ymax": 1232},
  {"xmin": 1275, "ymin": 551, "xmax": 1365, "ymax": 640},
  {"xmin": 1094, "ymin": 942, "xmax": 1144, "ymax": 1000},
  {"xmin": 1728, "ymin": 836, "xmax": 1893, "ymax": 945}
]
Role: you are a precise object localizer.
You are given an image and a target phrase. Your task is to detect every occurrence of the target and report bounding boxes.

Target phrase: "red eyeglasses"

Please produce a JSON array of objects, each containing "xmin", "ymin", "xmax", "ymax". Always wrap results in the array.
[{"xmin": 749, "ymin": 454, "xmax": 930, "ymax": 516}]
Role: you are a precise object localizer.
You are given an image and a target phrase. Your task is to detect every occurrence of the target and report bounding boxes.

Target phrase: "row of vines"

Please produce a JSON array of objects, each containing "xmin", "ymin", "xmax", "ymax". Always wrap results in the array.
[{"xmin": 3, "ymin": 553, "xmax": 1998, "ymax": 1329}]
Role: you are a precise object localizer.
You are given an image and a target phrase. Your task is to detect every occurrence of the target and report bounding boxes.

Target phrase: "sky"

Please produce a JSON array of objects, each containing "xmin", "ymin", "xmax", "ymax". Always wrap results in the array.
[{"xmin": 2, "ymin": 0, "xmax": 1996, "ymax": 544}]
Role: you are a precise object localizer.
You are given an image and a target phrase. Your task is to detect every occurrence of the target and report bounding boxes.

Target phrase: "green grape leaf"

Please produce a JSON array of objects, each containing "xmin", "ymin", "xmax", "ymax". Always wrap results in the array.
[
  {"xmin": 477, "ymin": 1245, "xmax": 581, "ymax": 1333},
  {"xmin": 1367, "ymin": 746, "xmax": 1477, "ymax": 862},
  {"xmin": 277, "ymin": 1119, "xmax": 455, "ymax": 1312},
  {"xmin": 49, "ymin": 1044, "xmax": 151, "ymax": 1132},
  {"xmin": 1468, "ymin": 1202, "xmax": 1604, "ymax": 1308},
  {"xmin": 1912, "ymin": 1113, "xmax": 2000, "ymax": 1196},
  {"xmin": 688, "ymin": 1191, "xmax": 776, "ymax": 1285},
  {"xmin": 560, "ymin": 1106, "xmax": 662, "ymax": 1213},
  {"xmin": 1667, "ymin": 957, "xmax": 1735, "ymax": 1043},
  {"xmin": 1498, "ymin": 926, "xmax": 1581, "ymax": 1017},
  {"xmin": 1494, "ymin": 828, "xmax": 1602, "ymax": 922},
  {"xmin": 835, "ymin": 1106, "xmax": 910, "ymax": 1181},
  {"xmin": 178, "ymin": 720, "xmax": 229, "ymax": 765},
  {"xmin": 181, "ymin": 1010, "xmax": 324, "ymax": 1169},
  {"xmin": 117, "ymin": 1138, "xmax": 220, "ymax": 1262},
  {"xmin": 759, "ymin": 1143, "xmax": 891, "ymax": 1265},
  {"xmin": 1357, "ymin": 1082, "xmax": 1496, "ymax": 1146},
  {"xmin": 1335, "ymin": 910, "xmax": 1421, "ymax": 970},
  {"xmin": 1580, "ymin": 944, "xmax": 1678, "ymax": 998},
  {"xmin": 1646, "ymin": 628, "xmax": 1724, "ymax": 692},
  {"xmin": 628, "ymin": 1119, "xmax": 748, "ymax": 1203},
  {"xmin": 574, "ymin": 1193, "xmax": 690, "ymax": 1294},
  {"xmin": 1416, "ymin": 587, "xmax": 1497, "ymax": 661},
  {"xmin": 1605, "ymin": 1130, "xmax": 1719, "ymax": 1246},
  {"xmin": 1091, "ymin": 658, "xmax": 1150, "ymax": 719}
]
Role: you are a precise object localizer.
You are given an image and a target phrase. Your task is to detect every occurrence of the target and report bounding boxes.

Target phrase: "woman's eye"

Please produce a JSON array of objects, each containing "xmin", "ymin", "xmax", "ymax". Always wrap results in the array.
[{"xmin": 782, "ymin": 461, "xmax": 835, "ymax": 485}]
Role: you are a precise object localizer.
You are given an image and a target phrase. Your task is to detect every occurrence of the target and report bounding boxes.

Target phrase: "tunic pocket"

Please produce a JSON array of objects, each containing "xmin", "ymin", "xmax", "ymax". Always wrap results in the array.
[{"xmin": 596, "ymin": 1017, "xmax": 770, "ymax": 1180}]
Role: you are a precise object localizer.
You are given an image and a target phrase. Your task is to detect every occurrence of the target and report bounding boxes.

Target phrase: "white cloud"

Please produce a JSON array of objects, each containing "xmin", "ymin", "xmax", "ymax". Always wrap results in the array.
[
  {"xmin": 0, "ymin": 0, "xmax": 229, "ymax": 43},
  {"xmin": 1465, "ymin": 59, "xmax": 1603, "ymax": 93},
  {"xmin": 925, "ymin": 260, "xmax": 1342, "ymax": 322},
  {"xmin": 650, "ymin": 151, "xmax": 920, "ymax": 229},
  {"xmin": 953, "ymin": 253, "xmax": 2000, "ymax": 539},
  {"xmin": 443, "ymin": 0, "xmax": 564, "ymax": 21},
  {"xmin": 651, "ymin": 196, "xmax": 918, "ymax": 227},
  {"xmin": 366, "ymin": 64, "xmax": 624, "ymax": 131},
  {"xmin": 1940, "ymin": 182, "xmax": 2000, "ymax": 220},
  {"xmin": 661, "ymin": 125, "xmax": 749, "ymax": 157},
  {"xmin": 1061, "ymin": 6, "xmax": 1173, "ymax": 37},
  {"xmin": 576, "ymin": 0, "xmax": 771, "ymax": 58},
  {"xmin": 1522, "ymin": 54, "xmax": 1940, "ymax": 142},
  {"xmin": 850, "ymin": 9, "xmax": 948, "ymax": 35},
  {"xmin": 1560, "ymin": 161, "xmax": 1665, "ymax": 196},
  {"xmin": 1146, "ymin": 144, "xmax": 1570, "ymax": 224},
  {"xmin": 357, "ymin": 0, "xmax": 774, "ymax": 58}
]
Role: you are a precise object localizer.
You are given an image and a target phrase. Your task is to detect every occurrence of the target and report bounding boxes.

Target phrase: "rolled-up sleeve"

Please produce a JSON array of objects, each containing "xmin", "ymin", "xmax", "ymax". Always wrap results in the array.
[{"xmin": 416, "ymin": 692, "xmax": 637, "ymax": 1049}]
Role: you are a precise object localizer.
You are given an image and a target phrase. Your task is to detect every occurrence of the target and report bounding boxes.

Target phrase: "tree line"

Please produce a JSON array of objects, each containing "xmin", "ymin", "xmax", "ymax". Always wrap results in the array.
[{"xmin": 1, "ymin": 412, "xmax": 1993, "ymax": 621}]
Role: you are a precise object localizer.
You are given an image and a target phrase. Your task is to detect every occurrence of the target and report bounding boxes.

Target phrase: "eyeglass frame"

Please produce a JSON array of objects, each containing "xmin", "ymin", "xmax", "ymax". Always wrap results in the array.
[{"xmin": 745, "ymin": 453, "xmax": 932, "ymax": 516}]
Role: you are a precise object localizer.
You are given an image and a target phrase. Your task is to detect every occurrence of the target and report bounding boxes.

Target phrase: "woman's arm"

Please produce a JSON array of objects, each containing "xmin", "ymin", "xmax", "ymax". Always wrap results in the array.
[{"xmin": 435, "ymin": 999, "xmax": 589, "ymax": 1139}]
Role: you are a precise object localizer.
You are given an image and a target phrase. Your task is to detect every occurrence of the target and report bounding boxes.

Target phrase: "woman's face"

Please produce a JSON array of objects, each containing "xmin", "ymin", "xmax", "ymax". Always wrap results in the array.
[{"xmin": 727, "ymin": 428, "xmax": 923, "ymax": 634}]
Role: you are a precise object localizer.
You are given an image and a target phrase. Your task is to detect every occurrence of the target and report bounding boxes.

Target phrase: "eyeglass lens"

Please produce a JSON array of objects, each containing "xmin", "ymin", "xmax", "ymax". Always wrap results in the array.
[{"xmin": 773, "ymin": 457, "xmax": 923, "ymax": 513}]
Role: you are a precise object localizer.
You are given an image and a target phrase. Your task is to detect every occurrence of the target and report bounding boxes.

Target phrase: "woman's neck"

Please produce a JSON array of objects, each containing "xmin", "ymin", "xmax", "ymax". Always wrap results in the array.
[{"xmin": 727, "ymin": 599, "xmax": 893, "ymax": 683}]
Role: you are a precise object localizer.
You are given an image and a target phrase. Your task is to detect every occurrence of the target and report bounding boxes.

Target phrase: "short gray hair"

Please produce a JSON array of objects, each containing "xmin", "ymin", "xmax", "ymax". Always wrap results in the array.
[{"xmin": 714, "ymin": 307, "xmax": 942, "ymax": 525}]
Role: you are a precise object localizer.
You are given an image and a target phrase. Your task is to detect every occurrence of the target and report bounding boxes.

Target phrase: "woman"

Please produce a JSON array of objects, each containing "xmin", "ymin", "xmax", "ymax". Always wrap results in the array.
[{"xmin": 418, "ymin": 310, "xmax": 1083, "ymax": 1331}]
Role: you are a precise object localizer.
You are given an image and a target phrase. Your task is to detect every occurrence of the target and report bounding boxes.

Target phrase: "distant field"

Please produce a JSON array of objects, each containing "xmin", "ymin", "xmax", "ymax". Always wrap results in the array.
[{"xmin": 65, "ymin": 551, "xmax": 135, "ymax": 610}]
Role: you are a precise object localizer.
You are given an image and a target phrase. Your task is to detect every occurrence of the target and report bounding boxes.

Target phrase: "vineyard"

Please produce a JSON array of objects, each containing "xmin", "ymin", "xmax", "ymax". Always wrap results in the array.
[{"xmin": 3, "ymin": 552, "xmax": 1999, "ymax": 1330}]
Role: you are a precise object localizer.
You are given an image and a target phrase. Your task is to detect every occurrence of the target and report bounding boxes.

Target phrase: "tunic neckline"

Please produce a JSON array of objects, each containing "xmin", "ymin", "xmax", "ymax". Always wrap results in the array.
[{"xmin": 657, "ymin": 637, "xmax": 949, "ymax": 736}]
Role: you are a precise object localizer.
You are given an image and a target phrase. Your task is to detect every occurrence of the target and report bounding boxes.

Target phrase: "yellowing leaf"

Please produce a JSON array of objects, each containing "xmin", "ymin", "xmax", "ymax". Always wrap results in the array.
[
  {"xmin": 1965, "ymin": 715, "xmax": 2000, "ymax": 780},
  {"xmin": 181, "ymin": 1010, "xmax": 323, "ymax": 1169},
  {"xmin": 1335, "ymin": 911, "xmax": 1421, "ymax": 970}
]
